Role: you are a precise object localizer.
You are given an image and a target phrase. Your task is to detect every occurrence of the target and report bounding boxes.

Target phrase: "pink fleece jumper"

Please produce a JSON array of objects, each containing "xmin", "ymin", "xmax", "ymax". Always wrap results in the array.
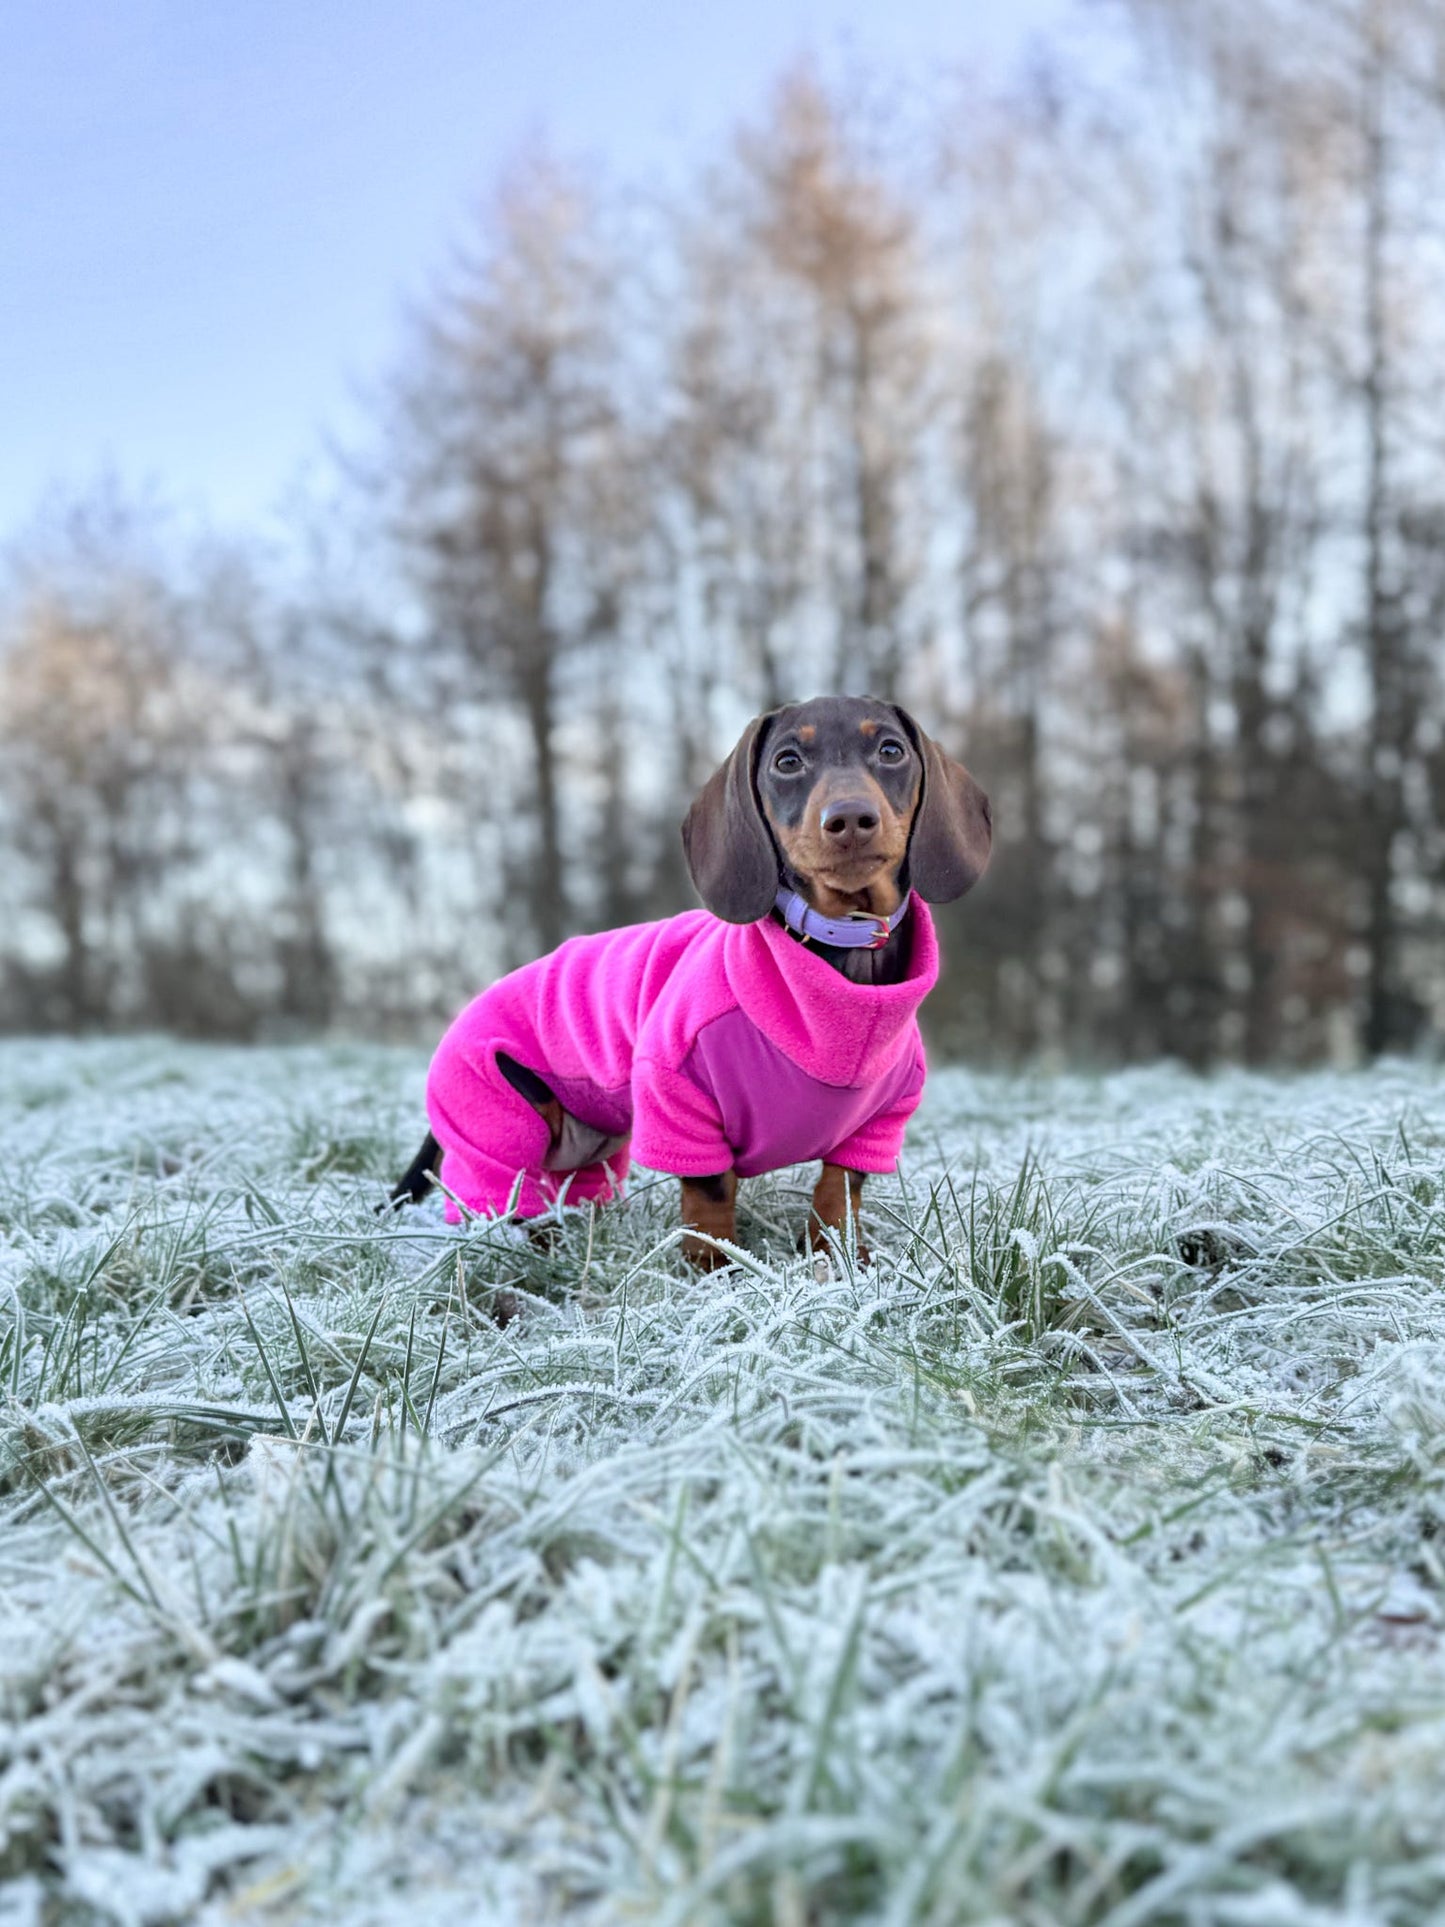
[{"xmin": 426, "ymin": 897, "xmax": 937, "ymax": 1220}]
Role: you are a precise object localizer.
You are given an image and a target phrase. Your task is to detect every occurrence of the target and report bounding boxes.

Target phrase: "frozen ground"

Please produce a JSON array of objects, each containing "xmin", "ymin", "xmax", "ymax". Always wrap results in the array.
[{"xmin": 2, "ymin": 1038, "xmax": 1445, "ymax": 1925}]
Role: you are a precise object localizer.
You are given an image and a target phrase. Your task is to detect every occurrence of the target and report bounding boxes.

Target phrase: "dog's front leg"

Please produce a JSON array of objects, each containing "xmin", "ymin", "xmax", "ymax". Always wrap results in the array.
[
  {"xmin": 680, "ymin": 1172, "xmax": 737, "ymax": 1270},
  {"xmin": 807, "ymin": 1163, "xmax": 869, "ymax": 1264}
]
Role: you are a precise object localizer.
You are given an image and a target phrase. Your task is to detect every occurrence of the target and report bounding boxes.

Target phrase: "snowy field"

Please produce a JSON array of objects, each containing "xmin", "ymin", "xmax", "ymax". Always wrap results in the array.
[{"xmin": 3, "ymin": 1039, "xmax": 1445, "ymax": 1926}]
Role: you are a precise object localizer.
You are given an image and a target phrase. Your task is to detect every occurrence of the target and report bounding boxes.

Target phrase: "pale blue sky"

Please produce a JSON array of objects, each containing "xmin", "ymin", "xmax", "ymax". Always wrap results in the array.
[{"xmin": 0, "ymin": 0, "xmax": 1076, "ymax": 538}]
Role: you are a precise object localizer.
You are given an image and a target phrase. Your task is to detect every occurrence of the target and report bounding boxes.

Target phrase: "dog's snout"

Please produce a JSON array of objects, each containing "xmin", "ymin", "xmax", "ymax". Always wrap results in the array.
[{"xmin": 821, "ymin": 798, "xmax": 880, "ymax": 839}]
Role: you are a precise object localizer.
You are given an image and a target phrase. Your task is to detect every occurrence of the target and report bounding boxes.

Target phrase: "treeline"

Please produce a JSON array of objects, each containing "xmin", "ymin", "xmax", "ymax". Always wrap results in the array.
[{"xmin": 3, "ymin": 0, "xmax": 1444, "ymax": 1063}]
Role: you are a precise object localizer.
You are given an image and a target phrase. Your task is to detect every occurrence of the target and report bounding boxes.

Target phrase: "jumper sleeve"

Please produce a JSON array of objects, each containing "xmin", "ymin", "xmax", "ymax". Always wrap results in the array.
[
  {"xmin": 630, "ymin": 1054, "xmax": 733, "ymax": 1175},
  {"xmin": 825, "ymin": 1048, "xmax": 927, "ymax": 1173}
]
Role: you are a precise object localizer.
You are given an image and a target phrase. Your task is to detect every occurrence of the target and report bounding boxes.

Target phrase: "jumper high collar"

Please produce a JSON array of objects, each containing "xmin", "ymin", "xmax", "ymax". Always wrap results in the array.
[
  {"xmin": 721, "ymin": 894, "xmax": 937, "ymax": 1088},
  {"xmin": 774, "ymin": 886, "xmax": 910, "ymax": 951}
]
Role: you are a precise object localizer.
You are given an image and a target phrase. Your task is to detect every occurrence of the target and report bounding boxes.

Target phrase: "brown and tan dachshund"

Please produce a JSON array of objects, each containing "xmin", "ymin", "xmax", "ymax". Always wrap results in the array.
[{"xmin": 387, "ymin": 696, "xmax": 990, "ymax": 1266}]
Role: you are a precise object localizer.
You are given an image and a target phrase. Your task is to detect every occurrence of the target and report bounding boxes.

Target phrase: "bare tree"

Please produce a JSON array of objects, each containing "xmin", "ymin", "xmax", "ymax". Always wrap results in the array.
[
  {"xmin": 662, "ymin": 70, "xmax": 939, "ymax": 728},
  {"xmin": 0, "ymin": 498, "xmax": 203, "ymax": 1025},
  {"xmin": 384, "ymin": 151, "xmax": 640, "ymax": 954}
]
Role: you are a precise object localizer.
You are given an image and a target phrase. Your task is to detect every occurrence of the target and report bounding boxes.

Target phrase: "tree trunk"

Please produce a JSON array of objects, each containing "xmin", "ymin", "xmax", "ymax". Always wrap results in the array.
[
  {"xmin": 521, "ymin": 652, "xmax": 566, "ymax": 953},
  {"xmin": 48, "ymin": 819, "xmax": 92, "ymax": 1025},
  {"xmin": 1359, "ymin": 31, "xmax": 1406, "ymax": 1057}
]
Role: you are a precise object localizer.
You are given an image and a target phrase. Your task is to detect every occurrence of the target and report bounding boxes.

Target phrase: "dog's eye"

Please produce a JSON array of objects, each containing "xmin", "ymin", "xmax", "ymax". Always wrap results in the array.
[
  {"xmin": 773, "ymin": 748, "xmax": 805, "ymax": 774},
  {"xmin": 877, "ymin": 738, "xmax": 906, "ymax": 763}
]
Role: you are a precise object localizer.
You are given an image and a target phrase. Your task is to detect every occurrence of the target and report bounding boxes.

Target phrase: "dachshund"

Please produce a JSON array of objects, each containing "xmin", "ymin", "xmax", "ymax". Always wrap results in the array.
[{"xmin": 386, "ymin": 697, "xmax": 990, "ymax": 1268}]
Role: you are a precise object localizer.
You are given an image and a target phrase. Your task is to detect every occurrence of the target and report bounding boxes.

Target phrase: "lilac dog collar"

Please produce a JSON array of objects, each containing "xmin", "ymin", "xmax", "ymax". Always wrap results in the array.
[{"xmin": 774, "ymin": 887, "xmax": 910, "ymax": 951}]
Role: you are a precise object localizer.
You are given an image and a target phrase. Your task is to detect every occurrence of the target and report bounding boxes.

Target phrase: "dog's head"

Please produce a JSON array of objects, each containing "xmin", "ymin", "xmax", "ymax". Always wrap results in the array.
[{"xmin": 681, "ymin": 695, "xmax": 991, "ymax": 923}]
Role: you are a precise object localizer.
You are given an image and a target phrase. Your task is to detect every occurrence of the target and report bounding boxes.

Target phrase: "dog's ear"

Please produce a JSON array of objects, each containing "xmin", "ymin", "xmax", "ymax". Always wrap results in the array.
[
  {"xmin": 681, "ymin": 713, "xmax": 779, "ymax": 922},
  {"xmin": 892, "ymin": 706, "xmax": 992, "ymax": 902}
]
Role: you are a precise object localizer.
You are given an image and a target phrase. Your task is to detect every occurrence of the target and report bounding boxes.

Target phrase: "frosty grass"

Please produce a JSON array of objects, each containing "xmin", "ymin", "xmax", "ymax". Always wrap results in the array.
[{"xmin": 2, "ymin": 1038, "xmax": 1445, "ymax": 1926}]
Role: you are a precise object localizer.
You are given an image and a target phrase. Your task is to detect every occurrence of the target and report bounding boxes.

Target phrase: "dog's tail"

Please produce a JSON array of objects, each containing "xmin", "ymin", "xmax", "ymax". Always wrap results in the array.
[{"xmin": 379, "ymin": 1130, "xmax": 442, "ymax": 1212}]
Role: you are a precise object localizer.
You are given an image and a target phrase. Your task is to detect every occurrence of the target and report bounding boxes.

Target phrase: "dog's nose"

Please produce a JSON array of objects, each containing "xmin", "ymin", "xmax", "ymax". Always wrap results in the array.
[{"xmin": 821, "ymin": 799, "xmax": 880, "ymax": 839}]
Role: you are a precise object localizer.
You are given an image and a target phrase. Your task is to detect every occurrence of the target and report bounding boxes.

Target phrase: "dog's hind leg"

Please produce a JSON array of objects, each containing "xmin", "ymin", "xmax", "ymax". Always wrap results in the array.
[{"xmin": 395, "ymin": 1045, "xmax": 629, "ymax": 1223}]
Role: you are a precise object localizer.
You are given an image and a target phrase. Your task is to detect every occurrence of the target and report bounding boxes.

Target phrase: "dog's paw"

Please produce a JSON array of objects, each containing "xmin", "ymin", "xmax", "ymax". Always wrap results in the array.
[
  {"xmin": 800, "ymin": 1223, "xmax": 871, "ymax": 1269},
  {"xmin": 683, "ymin": 1233, "xmax": 731, "ymax": 1272}
]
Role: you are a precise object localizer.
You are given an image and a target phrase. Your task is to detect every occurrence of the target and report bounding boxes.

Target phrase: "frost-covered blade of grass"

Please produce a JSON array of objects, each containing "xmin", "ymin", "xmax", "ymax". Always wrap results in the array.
[{"xmin": 2, "ymin": 1038, "xmax": 1445, "ymax": 1923}]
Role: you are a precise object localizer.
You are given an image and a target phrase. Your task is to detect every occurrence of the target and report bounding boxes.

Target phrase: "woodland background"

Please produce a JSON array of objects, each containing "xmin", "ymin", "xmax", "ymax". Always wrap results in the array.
[{"xmin": 3, "ymin": 0, "xmax": 1444, "ymax": 1066}]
